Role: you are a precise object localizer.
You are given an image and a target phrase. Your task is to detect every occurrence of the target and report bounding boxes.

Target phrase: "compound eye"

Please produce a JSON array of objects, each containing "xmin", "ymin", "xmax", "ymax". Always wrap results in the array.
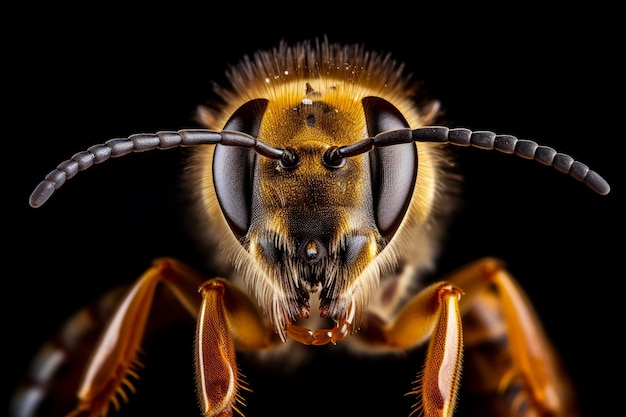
[
  {"xmin": 362, "ymin": 96, "xmax": 417, "ymax": 238},
  {"xmin": 213, "ymin": 98, "xmax": 269, "ymax": 238}
]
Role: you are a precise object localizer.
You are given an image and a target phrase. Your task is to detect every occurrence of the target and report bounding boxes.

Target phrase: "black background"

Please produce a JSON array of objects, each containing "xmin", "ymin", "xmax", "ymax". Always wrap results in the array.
[{"xmin": 6, "ymin": 5, "xmax": 622, "ymax": 417}]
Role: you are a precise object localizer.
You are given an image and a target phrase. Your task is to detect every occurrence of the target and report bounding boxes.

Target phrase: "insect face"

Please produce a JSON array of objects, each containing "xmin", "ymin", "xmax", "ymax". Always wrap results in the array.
[{"xmin": 190, "ymin": 74, "xmax": 442, "ymax": 341}]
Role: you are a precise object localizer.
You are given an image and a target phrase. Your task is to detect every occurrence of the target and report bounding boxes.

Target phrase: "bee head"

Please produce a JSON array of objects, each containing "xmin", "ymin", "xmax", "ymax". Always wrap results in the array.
[{"xmin": 210, "ymin": 95, "xmax": 421, "ymax": 335}]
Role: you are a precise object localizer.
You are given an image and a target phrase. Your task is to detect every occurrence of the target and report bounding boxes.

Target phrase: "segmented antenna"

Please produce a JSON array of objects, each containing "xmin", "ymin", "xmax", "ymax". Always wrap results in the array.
[
  {"xmin": 325, "ymin": 126, "xmax": 611, "ymax": 196},
  {"xmin": 28, "ymin": 129, "xmax": 288, "ymax": 208},
  {"xmin": 29, "ymin": 126, "xmax": 610, "ymax": 208}
]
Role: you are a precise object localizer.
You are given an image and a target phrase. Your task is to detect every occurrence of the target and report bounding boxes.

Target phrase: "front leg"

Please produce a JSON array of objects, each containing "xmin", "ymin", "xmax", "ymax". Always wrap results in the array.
[
  {"xmin": 196, "ymin": 279, "xmax": 281, "ymax": 417},
  {"xmin": 362, "ymin": 282, "xmax": 464, "ymax": 417}
]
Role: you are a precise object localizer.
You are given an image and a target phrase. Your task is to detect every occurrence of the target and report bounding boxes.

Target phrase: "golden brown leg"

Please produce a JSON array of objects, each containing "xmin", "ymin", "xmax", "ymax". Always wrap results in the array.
[
  {"xmin": 195, "ymin": 278, "xmax": 279, "ymax": 417},
  {"xmin": 363, "ymin": 282, "xmax": 464, "ymax": 417},
  {"xmin": 63, "ymin": 258, "xmax": 282, "ymax": 417},
  {"xmin": 360, "ymin": 257, "xmax": 576, "ymax": 417},
  {"xmin": 444, "ymin": 258, "xmax": 576, "ymax": 417},
  {"xmin": 64, "ymin": 258, "xmax": 206, "ymax": 417}
]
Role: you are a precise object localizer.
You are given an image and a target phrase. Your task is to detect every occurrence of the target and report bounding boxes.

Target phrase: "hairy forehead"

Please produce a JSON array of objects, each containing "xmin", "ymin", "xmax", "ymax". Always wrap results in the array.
[{"xmin": 201, "ymin": 39, "xmax": 423, "ymax": 130}]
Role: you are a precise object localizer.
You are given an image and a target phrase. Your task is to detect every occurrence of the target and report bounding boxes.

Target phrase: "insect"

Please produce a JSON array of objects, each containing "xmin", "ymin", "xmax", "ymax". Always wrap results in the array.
[{"xmin": 12, "ymin": 39, "xmax": 610, "ymax": 417}]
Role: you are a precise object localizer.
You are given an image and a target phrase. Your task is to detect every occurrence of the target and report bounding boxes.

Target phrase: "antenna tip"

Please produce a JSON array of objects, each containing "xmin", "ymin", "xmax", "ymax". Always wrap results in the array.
[
  {"xmin": 585, "ymin": 171, "xmax": 610, "ymax": 195},
  {"xmin": 29, "ymin": 181, "xmax": 55, "ymax": 208}
]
